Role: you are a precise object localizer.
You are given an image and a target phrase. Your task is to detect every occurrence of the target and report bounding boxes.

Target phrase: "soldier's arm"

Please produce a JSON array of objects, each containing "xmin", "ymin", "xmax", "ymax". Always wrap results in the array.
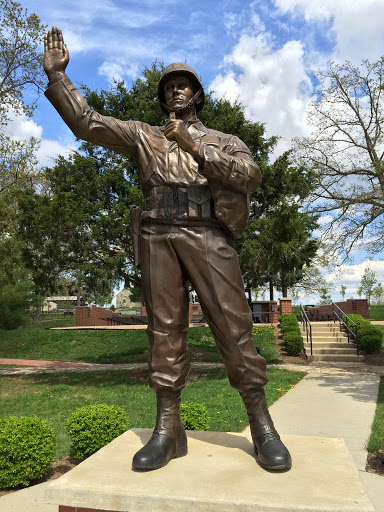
[
  {"xmin": 197, "ymin": 137, "xmax": 262, "ymax": 194},
  {"xmin": 43, "ymin": 27, "xmax": 137, "ymax": 155}
]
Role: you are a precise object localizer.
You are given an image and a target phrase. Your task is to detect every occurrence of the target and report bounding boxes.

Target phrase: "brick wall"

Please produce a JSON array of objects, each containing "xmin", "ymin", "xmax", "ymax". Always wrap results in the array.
[
  {"xmin": 76, "ymin": 305, "xmax": 117, "ymax": 326},
  {"xmin": 306, "ymin": 299, "xmax": 369, "ymax": 320},
  {"xmin": 76, "ymin": 307, "xmax": 91, "ymax": 327},
  {"xmin": 279, "ymin": 298, "xmax": 292, "ymax": 315}
]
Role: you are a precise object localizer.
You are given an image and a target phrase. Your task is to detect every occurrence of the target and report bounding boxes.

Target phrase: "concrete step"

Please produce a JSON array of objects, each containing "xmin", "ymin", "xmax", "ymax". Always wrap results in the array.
[
  {"xmin": 306, "ymin": 353, "xmax": 364, "ymax": 362},
  {"xmin": 303, "ymin": 342, "xmax": 355, "ymax": 349},
  {"xmin": 309, "ymin": 337, "xmax": 348, "ymax": 343},
  {"xmin": 309, "ymin": 348, "xmax": 359, "ymax": 355}
]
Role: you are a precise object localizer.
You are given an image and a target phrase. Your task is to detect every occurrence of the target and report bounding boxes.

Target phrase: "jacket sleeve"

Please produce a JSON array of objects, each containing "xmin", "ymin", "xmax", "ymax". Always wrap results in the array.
[
  {"xmin": 198, "ymin": 136, "xmax": 262, "ymax": 194},
  {"xmin": 45, "ymin": 75, "xmax": 138, "ymax": 157}
]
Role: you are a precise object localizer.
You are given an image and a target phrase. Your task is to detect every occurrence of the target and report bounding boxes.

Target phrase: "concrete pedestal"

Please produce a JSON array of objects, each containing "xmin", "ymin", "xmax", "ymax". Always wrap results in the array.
[{"xmin": 45, "ymin": 428, "xmax": 374, "ymax": 512}]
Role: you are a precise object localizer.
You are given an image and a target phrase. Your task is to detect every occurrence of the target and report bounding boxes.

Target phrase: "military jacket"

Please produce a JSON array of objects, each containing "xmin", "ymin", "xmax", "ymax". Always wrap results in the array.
[{"xmin": 45, "ymin": 75, "xmax": 262, "ymax": 237}]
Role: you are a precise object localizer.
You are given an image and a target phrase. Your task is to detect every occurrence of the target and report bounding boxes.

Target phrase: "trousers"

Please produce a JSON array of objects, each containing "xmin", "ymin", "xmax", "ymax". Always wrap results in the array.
[{"xmin": 140, "ymin": 223, "xmax": 268, "ymax": 393}]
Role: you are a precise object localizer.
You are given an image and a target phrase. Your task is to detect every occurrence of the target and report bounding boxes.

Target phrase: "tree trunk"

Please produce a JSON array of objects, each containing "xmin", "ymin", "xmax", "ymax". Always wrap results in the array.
[{"xmin": 269, "ymin": 279, "xmax": 274, "ymax": 301}]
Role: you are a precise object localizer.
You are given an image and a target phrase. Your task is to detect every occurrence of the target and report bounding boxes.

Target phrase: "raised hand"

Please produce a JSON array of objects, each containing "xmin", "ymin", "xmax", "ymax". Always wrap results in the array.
[{"xmin": 43, "ymin": 27, "xmax": 69, "ymax": 80}]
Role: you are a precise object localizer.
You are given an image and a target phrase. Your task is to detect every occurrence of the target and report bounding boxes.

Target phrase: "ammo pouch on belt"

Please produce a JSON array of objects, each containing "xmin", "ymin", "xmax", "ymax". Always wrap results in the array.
[
  {"xmin": 187, "ymin": 184, "xmax": 213, "ymax": 219},
  {"xmin": 144, "ymin": 184, "xmax": 215, "ymax": 222}
]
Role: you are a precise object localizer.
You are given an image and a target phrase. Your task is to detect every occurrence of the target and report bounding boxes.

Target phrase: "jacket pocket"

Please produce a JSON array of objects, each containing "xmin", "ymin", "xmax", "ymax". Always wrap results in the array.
[{"xmin": 187, "ymin": 184, "xmax": 213, "ymax": 219}]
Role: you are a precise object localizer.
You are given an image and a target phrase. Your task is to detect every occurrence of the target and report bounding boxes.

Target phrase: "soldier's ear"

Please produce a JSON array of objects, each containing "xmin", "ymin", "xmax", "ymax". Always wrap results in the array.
[{"xmin": 194, "ymin": 88, "xmax": 203, "ymax": 106}]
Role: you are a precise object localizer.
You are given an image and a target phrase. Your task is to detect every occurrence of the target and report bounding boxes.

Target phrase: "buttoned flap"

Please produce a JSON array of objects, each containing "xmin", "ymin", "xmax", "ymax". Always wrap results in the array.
[
  {"xmin": 187, "ymin": 184, "xmax": 211, "ymax": 205},
  {"xmin": 187, "ymin": 185, "xmax": 213, "ymax": 219}
]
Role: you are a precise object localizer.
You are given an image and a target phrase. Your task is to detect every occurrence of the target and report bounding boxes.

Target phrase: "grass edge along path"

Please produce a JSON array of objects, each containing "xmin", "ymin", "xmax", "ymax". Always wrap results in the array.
[
  {"xmin": 366, "ymin": 375, "xmax": 384, "ymax": 454},
  {"xmin": 0, "ymin": 367, "xmax": 306, "ymax": 462}
]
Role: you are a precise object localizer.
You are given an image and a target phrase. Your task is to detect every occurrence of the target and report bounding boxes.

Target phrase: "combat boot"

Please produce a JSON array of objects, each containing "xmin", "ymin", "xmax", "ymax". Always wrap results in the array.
[
  {"xmin": 132, "ymin": 390, "xmax": 187, "ymax": 471},
  {"xmin": 241, "ymin": 389, "xmax": 292, "ymax": 470}
]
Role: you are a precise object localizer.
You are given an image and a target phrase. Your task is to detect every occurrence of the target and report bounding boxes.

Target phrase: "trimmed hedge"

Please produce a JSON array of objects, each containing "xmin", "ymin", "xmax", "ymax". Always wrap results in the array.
[
  {"xmin": 66, "ymin": 404, "xmax": 129, "ymax": 459},
  {"xmin": 342, "ymin": 314, "xmax": 383, "ymax": 354},
  {"xmin": 0, "ymin": 416, "xmax": 55, "ymax": 488},
  {"xmin": 180, "ymin": 402, "xmax": 210, "ymax": 431},
  {"xmin": 279, "ymin": 314, "xmax": 303, "ymax": 356}
]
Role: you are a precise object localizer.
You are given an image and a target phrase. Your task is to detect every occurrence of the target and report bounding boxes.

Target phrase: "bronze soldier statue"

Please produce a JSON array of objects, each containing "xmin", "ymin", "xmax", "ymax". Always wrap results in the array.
[{"xmin": 43, "ymin": 27, "xmax": 291, "ymax": 472}]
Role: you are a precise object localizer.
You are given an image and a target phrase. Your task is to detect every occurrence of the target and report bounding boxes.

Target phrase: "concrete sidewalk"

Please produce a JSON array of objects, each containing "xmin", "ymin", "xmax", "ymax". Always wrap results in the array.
[{"xmin": 0, "ymin": 366, "xmax": 382, "ymax": 511}]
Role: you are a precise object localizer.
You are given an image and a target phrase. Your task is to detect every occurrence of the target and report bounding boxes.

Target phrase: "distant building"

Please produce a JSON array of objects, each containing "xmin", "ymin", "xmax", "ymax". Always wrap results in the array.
[
  {"xmin": 115, "ymin": 289, "xmax": 143, "ymax": 309},
  {"xmin": 44, "ymin": 296, "xmax": 77, "ymax": 312}
]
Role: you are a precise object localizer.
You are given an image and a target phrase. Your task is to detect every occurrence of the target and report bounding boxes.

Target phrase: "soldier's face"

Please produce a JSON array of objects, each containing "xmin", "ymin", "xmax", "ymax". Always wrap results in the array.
[{"xmin": 164, "ymin": 75, "xmax": 195, "ymax": 110}]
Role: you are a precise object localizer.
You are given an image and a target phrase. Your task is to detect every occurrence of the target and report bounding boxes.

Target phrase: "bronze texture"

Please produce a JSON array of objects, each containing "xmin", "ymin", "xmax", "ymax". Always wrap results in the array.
[{"xmin": 43, "ymin": 27, "xmax": 291, "ymax": 472}]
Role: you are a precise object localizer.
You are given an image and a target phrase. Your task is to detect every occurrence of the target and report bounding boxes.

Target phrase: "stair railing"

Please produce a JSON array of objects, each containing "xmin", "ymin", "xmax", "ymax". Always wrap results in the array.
[
  {"xmin": 300, "ymin": 305, "xmax": 313, "ymax": 356},
  {"xmin": 332, "ymin": 303, "xmax": 360, "ymax": 355}
]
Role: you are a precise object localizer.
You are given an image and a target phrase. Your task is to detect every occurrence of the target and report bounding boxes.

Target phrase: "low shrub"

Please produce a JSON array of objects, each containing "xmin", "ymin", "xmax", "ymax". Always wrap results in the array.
[
  {"xmin": 66, "ymin": 404, "xmax": 129, "ymax": 459},
  {"xmin": 359, "ymin": 333, "xmax": 383, "ymax": 354},
  {"xmin": 279, "ymin": 314, "xmax": 298, "ymax": 326},
  {"xmin": 341, "ymin": 314, "xmax": 382, "ymax": 353},
  {"xmin": 0, "ymin": 416, "xmax": 55, "ymax": 488},
  {"xmin": 180, "ymin": 402, "xmax": 210, "ymax": 431},
  {"xmin": 281, "ymin": 324, "xmax": 301, "ymax": 336},
  {"xmin": 283, "ymin": 331, "xmax": 304, "ymax": 356}
]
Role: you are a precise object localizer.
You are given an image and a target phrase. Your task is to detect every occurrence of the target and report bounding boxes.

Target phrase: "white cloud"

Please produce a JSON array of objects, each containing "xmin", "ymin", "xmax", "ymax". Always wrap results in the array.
[
  {"xmin": 3, "ymin": 110, "xmax": 43, "ymax": 141},
  {"xmin": 37, "ymin": 139, "xmax": 75, "ymax": 168},
  {"xmin": 210, "ymin": 33, "xmax": 312, "ymax": 155},
  {"xmin": 327, "ymin": 259, "xmax": 384, "ymax": 298},
  {"xmin": 3, "ymin": 110, "xmax": 75, "ymax": 167},
  {"xmin": 274, "ymin": 0, "xmax": 384, "ymax": 62}
]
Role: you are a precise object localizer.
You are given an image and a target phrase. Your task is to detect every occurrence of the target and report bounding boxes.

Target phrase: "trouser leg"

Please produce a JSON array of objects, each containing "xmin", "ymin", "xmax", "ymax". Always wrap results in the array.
[
  {"xmin": 140, "ymin": 224, "xmax": 190, "ymax": 392},
  {"xmin": 170, "ymin": 226, "xmax": 291, "ymax": 470},
  {"xmin": 171, "ymin": 226, "xmax": 268, "ymax": 392}
]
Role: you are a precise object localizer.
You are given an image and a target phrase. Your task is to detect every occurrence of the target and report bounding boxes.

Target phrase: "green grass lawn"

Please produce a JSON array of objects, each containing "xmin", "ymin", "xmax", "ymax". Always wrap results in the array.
[
  {"xmin": 369, "ymin": 305, "xmax": 384, "ymax": 321},
  {"xmin": 0, "ymin": 319, "xmax": 279, "ymax": 364},
  {"xmin": 0, "ymin": 367, "xmax": 306, "ymax": 461},
  {"xmin": 366, "ymin": 375, "xmax": 384, "ymax": 453}
]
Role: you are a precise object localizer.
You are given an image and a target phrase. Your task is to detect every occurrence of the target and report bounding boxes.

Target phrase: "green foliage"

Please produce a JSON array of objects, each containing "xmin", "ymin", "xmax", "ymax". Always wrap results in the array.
[
  {"xmin": 66, "ymin": 404, "xmax": 129, "ymax": 459},
  {"xmin": 366, "ymin": 376, "xmax": 384, "ymax": 453},
  {"xmin": 180, "ymin": 402, "xmax": 210, "ymax": 431},
  {"xmin": 0, "ymin": 368, "xmax": 306, "ymax": 459},
  {"xmin": 283, "ymin": 331, "xmax": 304, "ymax": 356},
  {"xmin": 0, "ymin": 416, "xmax": 55, "ymax": 488},
  {"xmin": 0, "ymin": 0, "xmax": 46, "ymax": 123},
  {"xmin": 279, "ymin": 314, "xmax": 303, "ymax": 355},
  {"xmin": 0, "ymin": 268, "xmax": 34, "ymax": 329},
  {"xmin": 360, "ymin": 267, "xmax": 377, "ymax": 306},
  {"xmin": 369, "ymin": 305, "xmax": 384, "ymax": 320},
  {"xmin": 17, "ymin": 151, "xmax": 140, "ymax": 301},
  {"xmin": 342, "ymin": 314, "xmax": 383, "ymax": 353}
]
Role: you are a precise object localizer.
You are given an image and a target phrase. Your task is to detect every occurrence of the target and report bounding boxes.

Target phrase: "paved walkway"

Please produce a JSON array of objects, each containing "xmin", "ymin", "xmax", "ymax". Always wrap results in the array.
[{"xmin": 0, "ymin": 358, "xmax": 383, "ymax": 511}]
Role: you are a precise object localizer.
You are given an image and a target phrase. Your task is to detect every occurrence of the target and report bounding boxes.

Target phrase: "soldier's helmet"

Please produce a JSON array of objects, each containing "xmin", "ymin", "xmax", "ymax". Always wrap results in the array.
[{"xmin": 158, "ymin": 63, "xmax": 205, "ymax": 114}]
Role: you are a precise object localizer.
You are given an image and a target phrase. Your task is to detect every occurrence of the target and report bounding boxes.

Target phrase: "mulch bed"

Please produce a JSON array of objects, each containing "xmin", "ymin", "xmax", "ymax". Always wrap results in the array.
[{"xmin": 366, "ymin": 452, "xmax": 384, "ymax": 476}]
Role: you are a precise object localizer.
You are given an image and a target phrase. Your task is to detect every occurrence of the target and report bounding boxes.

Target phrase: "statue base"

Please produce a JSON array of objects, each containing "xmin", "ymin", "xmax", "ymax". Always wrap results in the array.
[{"xmin": 45, "ymin": 428, "xmax": 373, "ymax": 512}]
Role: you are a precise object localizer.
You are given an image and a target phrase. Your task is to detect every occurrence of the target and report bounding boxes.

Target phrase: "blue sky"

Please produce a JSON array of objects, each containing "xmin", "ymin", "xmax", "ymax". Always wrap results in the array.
[{"xmin": 8, "ymin": 0, "xmax": 384, "ymax": 301}]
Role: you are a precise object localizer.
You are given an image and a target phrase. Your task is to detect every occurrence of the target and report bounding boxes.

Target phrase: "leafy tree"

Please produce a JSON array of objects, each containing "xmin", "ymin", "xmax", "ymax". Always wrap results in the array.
[
  {"xmin": 0, "ymin": 0, "xmax": 46, "ymax": 124},
  {"xmin": 293, "ymin": 57, "xmax": 384, "ymax": 257},
  {"xmin": 359, "ymin": 266, "xmax": 377, "ymax": 306},
  {"xmin": 239, "ymin": 152, "xmax": 318, "ymax": 299},
  {"xmin": 20, "ymin": 62, "xmax": 317, "ymax": 303},
  {"xmin": 340, "ymin": 284, "xmax": 346, "ymax": 300},
  {"xmin": 372, "ymin": 283, "xmax": 384, "ymax": 304},
  {"xmin": 319, "ymin": 286, "xmax": 333, "ymax": 305},
  {"xmin": 17, "ymin": 151, "xmax": 143, "ymax": 304}
]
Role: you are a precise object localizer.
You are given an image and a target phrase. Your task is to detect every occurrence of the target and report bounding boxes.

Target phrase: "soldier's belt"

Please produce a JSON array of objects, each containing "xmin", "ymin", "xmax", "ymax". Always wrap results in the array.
[{"xmin": 144, "ymin": 184, "xmax": 217, "ymax": 221}]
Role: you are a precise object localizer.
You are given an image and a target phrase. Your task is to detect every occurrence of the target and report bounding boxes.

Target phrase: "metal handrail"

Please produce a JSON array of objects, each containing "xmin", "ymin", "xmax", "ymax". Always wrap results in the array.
[
  {"xmin": 300, "ymin": 305, "xmax": 313, "ymax": 356},
  {"xmin": 332, "ymin": 303, "xmax": 360, "ymax": 355}
]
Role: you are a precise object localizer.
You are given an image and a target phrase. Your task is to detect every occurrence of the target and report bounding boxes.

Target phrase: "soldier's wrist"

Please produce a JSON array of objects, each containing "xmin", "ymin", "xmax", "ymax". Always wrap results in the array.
[{"xmin": 46, "ymin": 72, "xmax": 66, "ymax": 87}]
